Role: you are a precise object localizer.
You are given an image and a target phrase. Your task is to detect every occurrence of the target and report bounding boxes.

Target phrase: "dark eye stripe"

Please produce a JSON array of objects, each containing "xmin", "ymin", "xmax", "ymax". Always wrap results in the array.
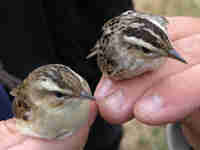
[
  {"xmin": 123, "ymin": 26, "xmax": 166, "ymax": 49},
  {"xmin": 133, "ymin": 17, "xmax": 168, "ymax": 41},
  {"xmin": 141, "ymin": 47, "xmax": 153, "ymax": 54},
  {"xmin": 54, "ymin": 91, "xmax": 65, "ymax": 98}
]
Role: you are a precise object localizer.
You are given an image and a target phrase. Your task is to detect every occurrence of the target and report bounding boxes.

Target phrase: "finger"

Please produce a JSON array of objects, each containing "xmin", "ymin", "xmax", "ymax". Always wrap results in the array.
[
  {"xmin": 167, "ymin": 17, "xmax": 200, "ymax": 41},
  {"xmin": 0, "ymin": 119, "xmax": 89, "ymax": 150},
  {"xmin": 95, "ymin": 34, "xmax": 200, "ymax": 124},
  {"xmin": 0, "ymin": 102, "xmax": 97, "ymax": 150},
  {"xmin": 134, "ymin": 64, "xmax": 200, "ymax": 125},
  {"xmin": 181, "ymin": 108, "xmax": 200, "ymax": 150}
]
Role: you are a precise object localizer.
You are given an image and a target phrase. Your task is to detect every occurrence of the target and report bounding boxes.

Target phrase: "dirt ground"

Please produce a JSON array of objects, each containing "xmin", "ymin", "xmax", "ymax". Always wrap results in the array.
[{"xmin": 120, "ymin": 1, "xmax": 200, "ymax": 150}]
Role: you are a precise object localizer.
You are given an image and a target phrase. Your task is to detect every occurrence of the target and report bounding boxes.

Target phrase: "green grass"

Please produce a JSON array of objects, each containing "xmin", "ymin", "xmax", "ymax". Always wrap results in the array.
[
  {"xmin": 120, "ymin": 120, "xmax": 168, "ymax": 150},
  {"xmin": 135, "ymin": 0, "xmax": 200, "ymax": 17}
]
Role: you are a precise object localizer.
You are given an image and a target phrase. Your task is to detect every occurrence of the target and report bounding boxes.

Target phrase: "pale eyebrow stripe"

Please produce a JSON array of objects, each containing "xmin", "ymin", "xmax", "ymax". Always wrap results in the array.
[
  {"xmin": 39, "ymin": 80, "xmax": 73, "ymax": 95},
  {"xmin": 124, "ymin": 35, "xmax": 160, "ymax": 52},
  {"xmin": 142, "ymin": 16, "xmax": 167, "ymax": 34},
  {"xmin": 123, "ymin": 26, "xmax": 164, "ymax": 50},
  {"xmin": 143, "ymin": 28, "xmax": 162, "ymax": 41},
  {"xmin": 132, "ymin": 17, "xmax": 169, "ymax": 42}
]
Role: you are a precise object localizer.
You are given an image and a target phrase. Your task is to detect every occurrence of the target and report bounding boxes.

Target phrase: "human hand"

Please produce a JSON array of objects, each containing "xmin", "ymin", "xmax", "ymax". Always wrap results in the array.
[
  {"xmin": 0, "ymin": 103, "xmax": 97, "ymax": 150},
  {"xmin": 95, "ymin": 16, "xmax": 200, "ymax": 148}
]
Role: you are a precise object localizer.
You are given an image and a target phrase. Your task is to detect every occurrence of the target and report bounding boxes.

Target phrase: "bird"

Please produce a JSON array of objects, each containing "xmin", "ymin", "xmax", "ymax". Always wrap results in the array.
[
  {"xmin": 11, "ymin": 64, "xmax": 95, "ymax": 140},
  {"xmin": 87, "ymin": 10, "xmax": 187, "ymax": 80}
]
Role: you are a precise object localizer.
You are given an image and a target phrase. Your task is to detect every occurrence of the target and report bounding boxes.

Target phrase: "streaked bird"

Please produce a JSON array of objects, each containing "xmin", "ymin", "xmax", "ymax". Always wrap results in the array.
[
  {"xmin": 11, "ymin": 64, "xmax": 94, "ymax": 140},
  {"xmin": 87, "ymin": 10, "xmax": 187, "ymax": 80}
]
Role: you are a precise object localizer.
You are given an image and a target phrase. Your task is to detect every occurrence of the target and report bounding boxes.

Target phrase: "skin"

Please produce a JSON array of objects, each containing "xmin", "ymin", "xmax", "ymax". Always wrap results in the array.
[
  {"xmin": 95, "ymin": 17, "xmax": 200, "ymax": 149},
  {"xmin": 0, "ymin": 16, "xmax": 200, "ymax": 150},
  {"xmin": 0, "ymin": 102, "xmax": 97, "ymax": 150}
]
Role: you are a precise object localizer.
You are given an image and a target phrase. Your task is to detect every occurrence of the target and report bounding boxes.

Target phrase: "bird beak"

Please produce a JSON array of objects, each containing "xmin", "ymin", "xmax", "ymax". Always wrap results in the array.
[
  {"xmin": 80, "ymin": 91, "xmax": 96, "ymax": 100},
  {"xmin": 168, "ymin": 49, "xmax": 187, "ymax": 64}
]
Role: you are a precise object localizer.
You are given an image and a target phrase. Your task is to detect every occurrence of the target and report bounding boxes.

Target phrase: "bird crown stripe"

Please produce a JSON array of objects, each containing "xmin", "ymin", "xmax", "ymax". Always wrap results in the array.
[
  {"xmin": 123, "ymin": 26, "xmax": 165, "ymax": 50},
  {"xmin": 131, "ymin": 17, "xmax": 168, "ymax": 42},
  {"xmin": 143, "ymin": 28, "xmax": 163, "ymax": 41}
]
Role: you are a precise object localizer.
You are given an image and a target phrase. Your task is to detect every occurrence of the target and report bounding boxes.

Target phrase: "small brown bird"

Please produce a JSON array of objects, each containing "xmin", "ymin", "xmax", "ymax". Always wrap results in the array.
[
  {"xmin": 11, "ymin": 64, "xmax": 94, "ymax": 140},
  {"xmin": 87, "ymin": 10, "xmax": 187, "ymax": 80}
]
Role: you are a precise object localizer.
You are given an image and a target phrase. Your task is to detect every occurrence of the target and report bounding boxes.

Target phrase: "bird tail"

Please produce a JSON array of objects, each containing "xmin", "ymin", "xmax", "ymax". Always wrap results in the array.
[
  {"xmin": 86, "ymin": 41, "xmax": 101, "ymax": 59},
  {"xmin": 86, "ymin": 49, "xmax": 101, "ymax": 59}
]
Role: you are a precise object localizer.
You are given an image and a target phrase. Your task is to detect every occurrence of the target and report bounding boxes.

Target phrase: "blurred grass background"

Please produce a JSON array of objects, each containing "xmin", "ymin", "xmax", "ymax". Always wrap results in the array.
[
  {"xmin": 135, "ymin": 0, "xmax": 200, "ymax": 17},
  {"xmin": 120, "ymin": 1, "xmax": 200, "ymax": 150},
  {"xmin": 121, "ymin": 120, "xmax": 168, "ymax": 150}
]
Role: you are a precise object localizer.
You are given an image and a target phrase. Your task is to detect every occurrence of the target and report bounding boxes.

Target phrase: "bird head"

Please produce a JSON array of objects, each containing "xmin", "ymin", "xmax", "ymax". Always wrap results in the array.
[
  {"xmin": 11, "ymin": 64, "xmax": 94, "ymax": 139},
  {"xmin": 121, "ymin": 10, "xmax": 187, "ymax": 63}
]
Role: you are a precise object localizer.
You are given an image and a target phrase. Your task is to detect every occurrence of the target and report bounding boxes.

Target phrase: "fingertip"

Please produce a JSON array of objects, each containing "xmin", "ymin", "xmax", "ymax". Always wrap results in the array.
[
  {"xmin": 94, "ymin": 75, "xmax": 114, "ymax": 99},
  {"xmin": 96, "ymin": 89, "xmax": 134, "ymax": 124},
  {"xmin": 96, "ymin": 90, "xmax": 125, "ymax": 124},
  {"xmin": 134, "ymin": 94, "xmax": 168, "ymax": 125},
  {"xmin": 0, "ymin": 119, "xmax": 20, "ymax": 136},
  {"xmin": 88, "ymin": 101, "xmax": 98, "ymax": 126}
]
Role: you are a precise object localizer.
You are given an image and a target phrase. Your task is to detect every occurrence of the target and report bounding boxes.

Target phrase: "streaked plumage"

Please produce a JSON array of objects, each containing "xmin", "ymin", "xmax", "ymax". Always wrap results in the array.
[
  {"xmin": 87, "ymin": 10, "xmax": 187, "ymax": 80},
  {"xmin": 11, "ymin": 64, "xmax": 94, "ymax": 139}
]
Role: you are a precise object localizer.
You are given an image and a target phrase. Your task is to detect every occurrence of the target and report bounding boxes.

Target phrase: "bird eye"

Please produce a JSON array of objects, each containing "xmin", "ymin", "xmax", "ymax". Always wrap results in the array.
[
  {"xmin": 54, "ymin": 91, "xmax": 65, "ymax": 98},
  {"xmin": 122, "ymin": 10, "xmax": 133, "ymax": 16},
  {"xmin": 141, "ymin": 47, "xmax": 153, "ymax": 54}
]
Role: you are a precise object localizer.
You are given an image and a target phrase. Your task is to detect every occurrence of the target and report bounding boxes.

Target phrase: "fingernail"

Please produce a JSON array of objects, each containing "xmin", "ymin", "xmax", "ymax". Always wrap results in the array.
[
  {"xmin": 136, "ymin": 94, "xmax": 164, "ymax": 115},
  {"xmin": 95, "ymin": 78, "xmax": 113, "ymax": 99}
]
